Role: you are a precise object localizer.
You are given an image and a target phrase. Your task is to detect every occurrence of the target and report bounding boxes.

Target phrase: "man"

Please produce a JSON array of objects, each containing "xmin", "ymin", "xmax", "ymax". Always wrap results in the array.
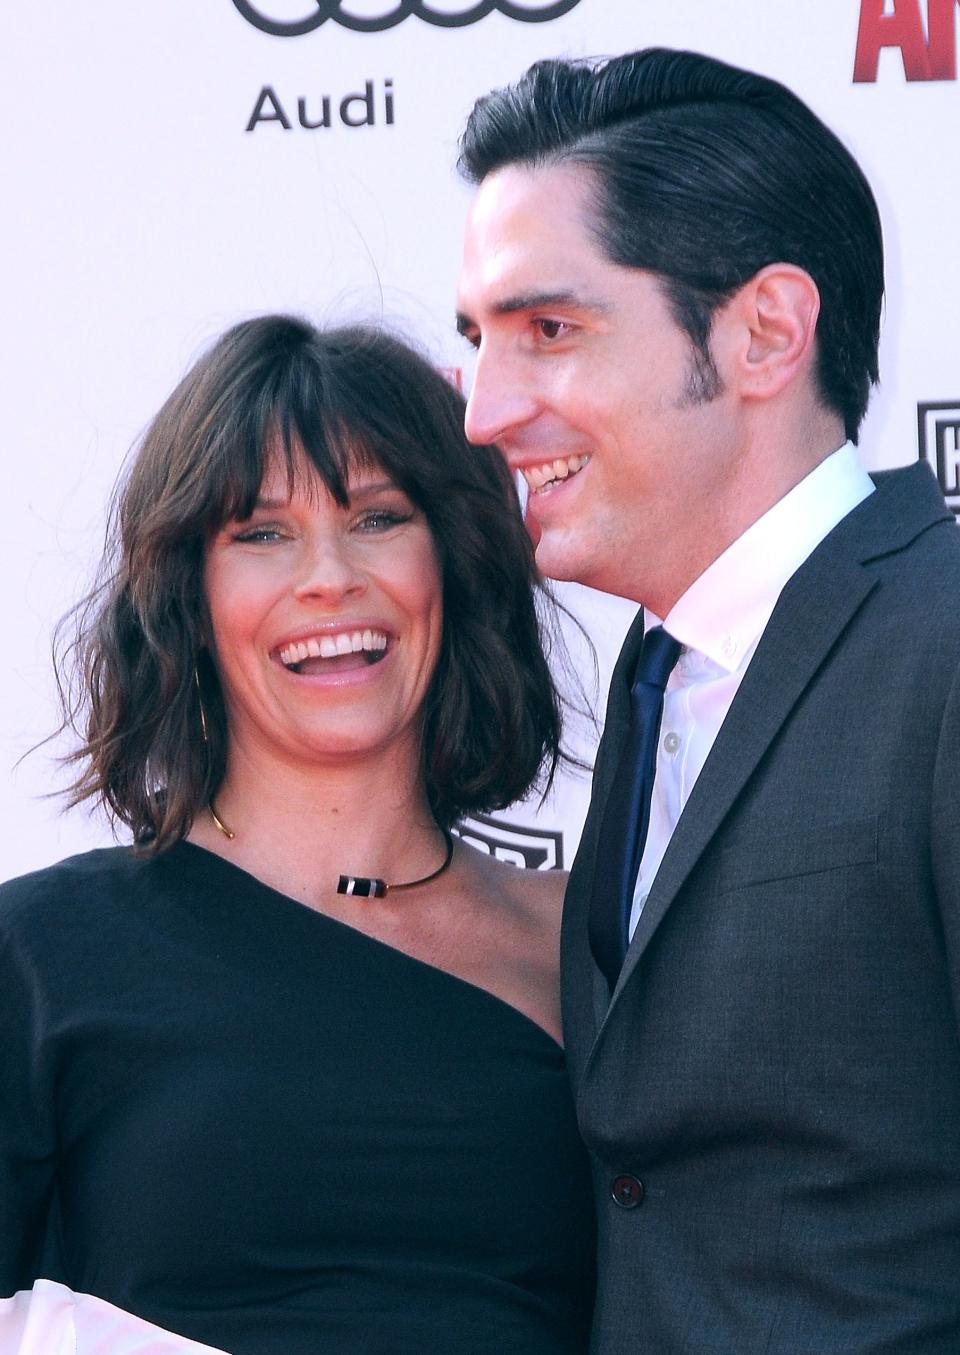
[{"xmin": 455, "ymin": 49, "xmax": 960, "ymax": 1354}]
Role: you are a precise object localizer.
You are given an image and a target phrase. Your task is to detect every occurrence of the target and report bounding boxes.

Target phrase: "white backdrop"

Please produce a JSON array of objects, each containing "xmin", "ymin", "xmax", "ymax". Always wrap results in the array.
[{"xmin": 3, "ymin": 0, "xmax": 958, "ymax": 880}]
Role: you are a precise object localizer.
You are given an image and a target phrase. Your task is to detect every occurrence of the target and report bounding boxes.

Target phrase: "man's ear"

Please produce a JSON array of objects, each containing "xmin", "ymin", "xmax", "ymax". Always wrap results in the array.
[{"xmin": 728, "ymin": 264, "xmax": 821, "ymax": 403}]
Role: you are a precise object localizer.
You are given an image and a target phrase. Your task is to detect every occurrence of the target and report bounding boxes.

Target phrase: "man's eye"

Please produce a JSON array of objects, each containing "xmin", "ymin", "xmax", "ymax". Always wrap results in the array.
[{"xmin": 536, "ymin": 318, "xmax": 568, "ymax": 341}]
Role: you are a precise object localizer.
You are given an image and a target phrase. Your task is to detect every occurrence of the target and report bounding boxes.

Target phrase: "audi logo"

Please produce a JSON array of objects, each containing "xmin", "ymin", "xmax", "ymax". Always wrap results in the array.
[{"xmin": 231, "ymin": 0, "xmax": 583, "ymax": 36}]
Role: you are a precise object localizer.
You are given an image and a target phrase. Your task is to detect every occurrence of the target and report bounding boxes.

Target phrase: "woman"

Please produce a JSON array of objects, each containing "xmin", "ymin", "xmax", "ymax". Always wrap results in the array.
[{"xmin": 0, "ymin": 317, "xmax": 595, "ymax": 1354}]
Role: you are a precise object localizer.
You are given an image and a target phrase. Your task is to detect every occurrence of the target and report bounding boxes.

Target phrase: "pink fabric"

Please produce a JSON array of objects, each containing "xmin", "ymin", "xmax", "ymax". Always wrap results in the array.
[{"xmin": 0, "ymin": 1280, "xmax": 228, "ymax": 1355}]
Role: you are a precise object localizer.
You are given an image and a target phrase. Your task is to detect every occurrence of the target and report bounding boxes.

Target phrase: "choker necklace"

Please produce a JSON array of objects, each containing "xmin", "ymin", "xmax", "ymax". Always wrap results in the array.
[
  {"xmin": 337, "ymin": 833, "xmax": 454, "ymax": 898},
  {"xmin": 207, "ymin": 801, "xmax": 454, "ymax": 899}
]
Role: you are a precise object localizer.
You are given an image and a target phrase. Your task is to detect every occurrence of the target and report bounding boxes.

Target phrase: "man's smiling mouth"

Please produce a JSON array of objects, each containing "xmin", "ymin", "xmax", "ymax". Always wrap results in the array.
[{"xmin": 521, "ymin": 454, "xmax": 590, "ymax": 495}]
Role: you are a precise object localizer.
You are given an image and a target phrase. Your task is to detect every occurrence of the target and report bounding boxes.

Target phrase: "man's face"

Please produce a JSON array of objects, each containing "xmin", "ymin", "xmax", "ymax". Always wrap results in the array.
[{"xmin": 456, "ymin": 161, "xmax": 739, "ymax": 609}]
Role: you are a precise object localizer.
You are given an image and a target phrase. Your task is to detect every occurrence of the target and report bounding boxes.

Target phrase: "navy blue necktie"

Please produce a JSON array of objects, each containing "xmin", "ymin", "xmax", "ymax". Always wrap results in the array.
[{"xmin": 589, "ymin": 626, "xmax": 682, "ymax": 988}]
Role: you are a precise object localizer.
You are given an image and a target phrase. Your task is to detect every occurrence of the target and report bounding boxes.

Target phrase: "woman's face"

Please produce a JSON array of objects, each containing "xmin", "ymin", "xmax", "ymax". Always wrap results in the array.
[{"xmin": 203, "ymin": 451, "xmax": 443, "ymax": 776}]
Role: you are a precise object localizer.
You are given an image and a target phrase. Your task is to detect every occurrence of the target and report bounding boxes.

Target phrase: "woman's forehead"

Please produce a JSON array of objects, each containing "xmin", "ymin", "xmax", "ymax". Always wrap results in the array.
[{"xmin": 256, "ymin": 443, "xmax": 390, "ymax": 504}]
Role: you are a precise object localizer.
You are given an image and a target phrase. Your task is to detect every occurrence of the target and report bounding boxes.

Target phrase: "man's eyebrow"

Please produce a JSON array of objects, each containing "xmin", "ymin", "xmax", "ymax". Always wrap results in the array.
[{"xmin": 456, "ymin": 289, "xmax": 611, "ymax": 333}]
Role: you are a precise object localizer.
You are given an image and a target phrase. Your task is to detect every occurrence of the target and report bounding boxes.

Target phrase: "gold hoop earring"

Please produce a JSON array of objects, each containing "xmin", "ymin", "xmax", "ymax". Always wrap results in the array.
[{"xmin": 194, "ymin": 669, "xmax": 209, "ymax": 744}]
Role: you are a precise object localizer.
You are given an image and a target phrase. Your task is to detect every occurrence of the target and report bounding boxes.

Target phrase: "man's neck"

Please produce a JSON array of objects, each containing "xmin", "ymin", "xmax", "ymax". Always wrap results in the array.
[{"xmin": 641, "ymin": 408, "xmax": 847, "ymax": 617}]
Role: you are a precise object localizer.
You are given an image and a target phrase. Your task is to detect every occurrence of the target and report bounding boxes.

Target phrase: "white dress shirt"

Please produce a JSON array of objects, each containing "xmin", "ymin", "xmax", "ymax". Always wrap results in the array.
[{"xmin": 628, "ymin": 442, "xmax": 875, "ymax": 939}]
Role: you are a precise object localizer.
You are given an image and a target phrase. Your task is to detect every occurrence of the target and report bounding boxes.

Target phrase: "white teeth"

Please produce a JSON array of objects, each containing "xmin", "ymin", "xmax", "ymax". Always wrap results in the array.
[
  {"xmin": 521, "ymin": 454, "xmax": 590, "ymax": 493},
  {"xmin": 278, "ymin": 630, "xmax": 388, "ymax": 668}
]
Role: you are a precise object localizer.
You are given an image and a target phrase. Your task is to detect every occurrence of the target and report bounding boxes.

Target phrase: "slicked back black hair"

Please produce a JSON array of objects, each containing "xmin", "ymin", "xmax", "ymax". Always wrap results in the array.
[{"xmin": 459, "ymin": 49, "xmax": 883, "ymax": 441}]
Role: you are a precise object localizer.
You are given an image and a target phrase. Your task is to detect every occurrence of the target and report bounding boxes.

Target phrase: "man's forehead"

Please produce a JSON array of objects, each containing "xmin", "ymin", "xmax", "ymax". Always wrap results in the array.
[
  {"xmin": 464, "ymin": 161, "xmax": 596, "ymax": 249},
  {"xmin": 458, "ymin": 161, "xmax": 610, "ymax": 313}
]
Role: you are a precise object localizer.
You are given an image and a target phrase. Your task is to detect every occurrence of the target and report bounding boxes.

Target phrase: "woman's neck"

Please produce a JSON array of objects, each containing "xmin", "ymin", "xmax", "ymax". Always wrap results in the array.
[{"xmin": 187, "ymin": 738, "xmax": 444, "ymax": 908}]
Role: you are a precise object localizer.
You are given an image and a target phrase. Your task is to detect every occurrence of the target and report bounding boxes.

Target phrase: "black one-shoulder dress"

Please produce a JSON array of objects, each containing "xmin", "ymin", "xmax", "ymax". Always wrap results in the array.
[{"xmin": 0, "ymin": 842, "xmax": 595, "ymax": 1353}]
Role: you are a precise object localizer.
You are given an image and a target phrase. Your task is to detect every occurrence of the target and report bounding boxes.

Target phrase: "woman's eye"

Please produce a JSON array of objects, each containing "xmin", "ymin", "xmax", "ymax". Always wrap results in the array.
[
  {"xmin": 232, "ymin": 524, "xmax": 284, "ymax": 543},
  {"xmin": 356, "ymin": 510, "xmax": 412, "ymax": 533}
]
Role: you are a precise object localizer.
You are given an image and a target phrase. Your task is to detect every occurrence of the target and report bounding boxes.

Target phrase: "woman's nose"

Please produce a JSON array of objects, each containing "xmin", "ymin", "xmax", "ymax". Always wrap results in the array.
[{"xmin": 292, "ymin": 534, "xmax": 366, "ymax": 603}]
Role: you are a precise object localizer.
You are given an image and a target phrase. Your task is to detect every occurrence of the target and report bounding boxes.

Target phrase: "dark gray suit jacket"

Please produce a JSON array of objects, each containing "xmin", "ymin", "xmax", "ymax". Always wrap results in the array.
[{"xmin": 562, "ymin": 464, "xmax": 960, "ymax": 1354}]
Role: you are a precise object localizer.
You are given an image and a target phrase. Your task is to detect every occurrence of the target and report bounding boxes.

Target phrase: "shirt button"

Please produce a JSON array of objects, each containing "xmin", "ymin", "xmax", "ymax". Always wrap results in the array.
[
  {"xmin": 663, "ymin": 731, "xmax": 680, "ymax": 754},
  {"xmin": 610, "ymin": 1175, "xmax": 644, "ymax": 1209}
]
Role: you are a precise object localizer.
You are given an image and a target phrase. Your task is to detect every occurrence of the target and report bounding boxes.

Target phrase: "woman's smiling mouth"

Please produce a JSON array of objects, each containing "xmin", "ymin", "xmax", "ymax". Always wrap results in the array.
[{"xmin": 277, "ymin": 629, "xmax": 389, "ymax": 674}]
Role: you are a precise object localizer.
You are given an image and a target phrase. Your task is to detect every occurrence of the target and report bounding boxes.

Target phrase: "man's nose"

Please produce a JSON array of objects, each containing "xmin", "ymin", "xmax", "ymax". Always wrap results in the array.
[{"xmin": 463, "ymin": 347, "xmax": 539, "ymax": 448}]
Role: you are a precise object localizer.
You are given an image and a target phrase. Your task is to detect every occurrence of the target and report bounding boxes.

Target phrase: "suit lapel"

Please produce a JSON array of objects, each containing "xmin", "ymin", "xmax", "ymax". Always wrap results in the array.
[
  {"xmin": 562, "ymin": 610, "xmax": 645, "ymax": 1042},
  {"xmin": 573, "ymin": 462, "xmax": 952, "ymax": 1040},
  {"xmin": 603, "ymin": 529, "xmax": 888, "ymax": 1020}
]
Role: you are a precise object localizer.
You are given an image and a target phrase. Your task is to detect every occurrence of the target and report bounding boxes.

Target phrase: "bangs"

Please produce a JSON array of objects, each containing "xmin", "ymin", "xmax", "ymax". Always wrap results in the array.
[
  {"xmin": 196, "ymin": 343, "xmax": 384, "ymax": 531},
  {"xmin": 142, "ymin": 317, "xmax": 453, "ymax": 555},
  {"xmin": 210, "ymin": 414, "xmax": 384, "ymax": 528}
]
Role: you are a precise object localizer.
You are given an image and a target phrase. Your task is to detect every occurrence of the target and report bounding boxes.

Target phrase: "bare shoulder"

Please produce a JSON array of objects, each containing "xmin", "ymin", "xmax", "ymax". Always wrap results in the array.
[
  {"xmin": 455, "ymin": 837, "xmax": 567, "ymax": 924},
  {"xmin": 450, "ymin": 839, "xmax": 566, "ymax": 1042}
]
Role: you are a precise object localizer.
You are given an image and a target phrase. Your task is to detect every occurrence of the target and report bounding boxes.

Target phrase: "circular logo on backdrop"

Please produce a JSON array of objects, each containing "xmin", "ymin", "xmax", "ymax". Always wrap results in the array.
[{"xmin": 231, "ymin": 0, "xmax": 582, "ymax": 36}]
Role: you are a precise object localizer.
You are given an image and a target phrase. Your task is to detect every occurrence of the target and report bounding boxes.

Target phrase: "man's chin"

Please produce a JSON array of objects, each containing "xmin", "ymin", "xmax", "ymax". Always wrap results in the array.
[{"xmin": 531, "ymin": 526, "xmax": 584, "ymax": 587}]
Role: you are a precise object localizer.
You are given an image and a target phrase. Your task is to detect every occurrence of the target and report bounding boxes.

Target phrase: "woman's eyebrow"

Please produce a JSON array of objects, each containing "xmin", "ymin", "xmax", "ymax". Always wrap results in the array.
[
  {"xmin": 243, "ymin": 480, "xmax": 401, "ymax": 513},
  {"xmin": 347, "ymin": 478, "xmax": 399, "ymax": 498}
]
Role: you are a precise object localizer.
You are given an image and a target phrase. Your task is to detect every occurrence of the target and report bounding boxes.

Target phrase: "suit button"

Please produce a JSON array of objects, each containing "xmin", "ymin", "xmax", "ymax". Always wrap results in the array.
[{"xmin": 610, "ymin": 1174, "xmax": 644, "ymax": 1208}]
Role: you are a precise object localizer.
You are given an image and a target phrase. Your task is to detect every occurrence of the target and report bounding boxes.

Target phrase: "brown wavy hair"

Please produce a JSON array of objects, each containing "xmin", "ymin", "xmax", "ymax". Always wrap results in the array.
[{"xmin": 56, "ymin": 316, "xmax": 564, "ymax": 849}]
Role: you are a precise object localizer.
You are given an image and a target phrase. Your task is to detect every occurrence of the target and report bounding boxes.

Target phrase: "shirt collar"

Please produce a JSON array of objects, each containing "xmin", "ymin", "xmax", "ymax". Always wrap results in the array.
[{"xmin": 648, "ymin": 442, "xmax": 875, "ymax": 673}]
